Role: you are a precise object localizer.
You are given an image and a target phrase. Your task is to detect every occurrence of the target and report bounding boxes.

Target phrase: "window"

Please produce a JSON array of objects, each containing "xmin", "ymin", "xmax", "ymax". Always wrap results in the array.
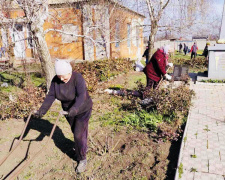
[
  {"xmin": 62, "ymin": 24, "xmax": 79, "ymax": 43},
  {"xmin": 136, "ymin": 26, "xmax": 139, "ymax": 47},
  {"xmin": 15, "ymin": 24, "xmax": 23, "ymax": 31},
  {"xmin": 115, "ymin": 21, "xmax": 120, "ymax": 48},
  {"xmin": 127, "ymin": 24, "xmax": 131, "ymax": 47},
  {"xmin": 27, "ymin": 24, "xmax": 34, "ymax": 48},
  {"xmin": 1, "ymin": 28, "xmax": 8, "ymax": 47}
]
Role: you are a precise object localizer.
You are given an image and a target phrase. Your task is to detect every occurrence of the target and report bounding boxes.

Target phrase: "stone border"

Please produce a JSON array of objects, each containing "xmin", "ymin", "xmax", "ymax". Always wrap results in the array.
[
  {"xmin": 174, "ymin": 98, "xmax": 193, "ymax": 179},
  {"xmin": 195, "ymin": 81, "xmax": 225, "ymax": 86}
]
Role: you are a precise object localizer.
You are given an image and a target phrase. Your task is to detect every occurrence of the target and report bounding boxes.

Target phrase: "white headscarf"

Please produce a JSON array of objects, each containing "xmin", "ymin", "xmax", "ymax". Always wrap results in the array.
[
  {"xmin": 163, "ymin": 45, "xmax": 170, "ymax": 55},
  {"xmin": 55, "ymin": 59, "xmax": 72, "ymax": 75}
]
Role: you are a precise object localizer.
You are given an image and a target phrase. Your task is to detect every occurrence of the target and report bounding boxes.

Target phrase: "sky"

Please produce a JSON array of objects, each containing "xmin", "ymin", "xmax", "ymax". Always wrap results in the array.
[
  {"xmin": 214, "ymin": 0, "xmax": 224, "ymax": 16},
  {"xmin": 123, "ymin": 0, "xmax": 225, "ymax": 39}
]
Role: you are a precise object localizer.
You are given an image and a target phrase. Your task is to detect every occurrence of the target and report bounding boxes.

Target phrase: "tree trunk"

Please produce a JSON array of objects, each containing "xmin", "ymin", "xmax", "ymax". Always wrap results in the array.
[
  {"xmin": 7, "ymin": 43, "xmax": 16, "ymax": 68},
  {"xmin": 32, "ymin": 26, "xmax": 55, "ymax": 89},
  {"xmin": 18, "ymin": 1, "xmax": 54, "ymax": 90},
  {"xmin": 148, "ymin": 22, "xmax": 158, "ymax": 62},
  {"xmin": 5, "ymin": 28, "xmax": 16, "ymax": 68}
]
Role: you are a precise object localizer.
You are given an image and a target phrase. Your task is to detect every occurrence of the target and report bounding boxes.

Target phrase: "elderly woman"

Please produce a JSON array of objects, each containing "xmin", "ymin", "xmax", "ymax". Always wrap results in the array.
[
  {"xmin": 143, "ymin": 45, "xmax": 172, "ymax": 89},
  {"xmin": 35, "ymin": 59, "xmax": 92, "ymax": 173}
]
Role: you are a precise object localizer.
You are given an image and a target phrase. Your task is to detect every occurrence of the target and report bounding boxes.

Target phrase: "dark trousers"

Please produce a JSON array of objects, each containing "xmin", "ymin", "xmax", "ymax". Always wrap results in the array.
[
  {"xmin": 145, "ymin": 57, "xmax": 148, "ymax": 65},
  {"xmin": 66, "ymin": 108, "xmax": 92, "ymax": 161},
  {"xmin": 146, "ymin": 76, "xmax": 159, "ymax": 89},
  {"xmin": 191, "ymin": 52, "xmax": 196, "ymax": 59}
]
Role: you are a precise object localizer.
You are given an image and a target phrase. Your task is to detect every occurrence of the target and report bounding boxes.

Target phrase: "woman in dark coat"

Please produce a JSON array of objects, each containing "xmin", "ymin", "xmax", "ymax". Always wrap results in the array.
[
  {"xmin": 143, "ymin": 45, "xmax": 172, "ymax": 89},
  {"xmin": 183, "ymin": 43, "xmax": 188, "ymax": 55},
  {"xmin": 35, "ymin": 59, "xmax": 92, "ymax": 173}
]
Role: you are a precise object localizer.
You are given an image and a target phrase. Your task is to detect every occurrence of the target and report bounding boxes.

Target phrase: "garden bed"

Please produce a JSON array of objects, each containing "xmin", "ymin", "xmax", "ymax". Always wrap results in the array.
[{"xmin": 0, "ymin": 58, "xmax": 194, "ymax": 179}]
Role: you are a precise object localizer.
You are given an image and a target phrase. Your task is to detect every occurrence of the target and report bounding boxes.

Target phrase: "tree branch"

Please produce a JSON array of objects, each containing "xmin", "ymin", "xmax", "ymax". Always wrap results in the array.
[
  {"xmin": 145, "ymin": 0, "xmax": 154, "ymax": 21},
  {"xmin": 162, "ymin": 0, "xmax": 170, "ymax": 10},
  {"xmin": 44, "ymin": 28, "xmax": 97, "ymax": 44}
]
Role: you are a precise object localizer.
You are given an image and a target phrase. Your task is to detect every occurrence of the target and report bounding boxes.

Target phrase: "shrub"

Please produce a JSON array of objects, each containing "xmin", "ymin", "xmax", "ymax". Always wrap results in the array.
[
  {"xmin": 71, "ymin": 59, "xmax": 134, "ymax": 92},
  {"xmin": 0, "ymin": 82, "xmax": 45, "ymax": 120},
  {"xmin": 120, "ymin": 82, "xmax": 195, "ymax": 141},
  {"xmin": 140, "ymin": 84, "xmax": 195, "ymax": 118},
  {"xmin": 172, "ymin": 57, "xmax": 208, "ymax": 70},
  {"xmin": 157, "ymin": 123, "xmax": 181, "ymax": 142}
]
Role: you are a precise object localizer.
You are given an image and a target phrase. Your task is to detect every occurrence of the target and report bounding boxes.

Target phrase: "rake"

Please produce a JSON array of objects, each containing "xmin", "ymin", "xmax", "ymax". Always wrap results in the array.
[{"xmin": 0, "ymin": 110, "xmax": 68, "ymax": 180}]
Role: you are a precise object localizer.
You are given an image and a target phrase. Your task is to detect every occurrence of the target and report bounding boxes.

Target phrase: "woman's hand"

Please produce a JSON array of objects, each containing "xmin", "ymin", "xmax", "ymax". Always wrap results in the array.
[
  {"xmin": 33, "ymin": 110, "xmax": 44, "ymax": 118},
  {"xmin": 68, "ymin": 107, "xmax": 78, "ymax": 117},
  {"xmin": 60, "ymin": 111, "xmax": 68, "ymax": 115},
  {"xmin": 164, "ymin": 74, "xmax": 172, "ymax": 81}
]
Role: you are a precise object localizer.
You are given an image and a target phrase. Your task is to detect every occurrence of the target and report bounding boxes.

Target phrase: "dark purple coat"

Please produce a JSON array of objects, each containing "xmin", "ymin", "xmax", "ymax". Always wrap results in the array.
[{"xmin": 39, "ymin": 71, "xmax": 92, "ymax": 116}]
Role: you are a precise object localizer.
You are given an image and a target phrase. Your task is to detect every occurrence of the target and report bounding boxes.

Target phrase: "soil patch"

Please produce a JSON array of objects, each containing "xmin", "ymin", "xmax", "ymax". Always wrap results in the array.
[{"xmin": 0, "ymin": 71, "xmax": 183, "ymax": 179}]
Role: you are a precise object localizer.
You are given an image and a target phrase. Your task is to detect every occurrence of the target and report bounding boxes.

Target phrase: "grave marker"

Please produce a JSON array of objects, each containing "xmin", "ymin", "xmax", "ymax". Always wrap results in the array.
[
  {"xmin": 172, "ymin": 65, "xmax": 189, "ymax": 81},
  {"xmin": 206, "ymin": 2, "xmax": 225, "ymax": 80}
]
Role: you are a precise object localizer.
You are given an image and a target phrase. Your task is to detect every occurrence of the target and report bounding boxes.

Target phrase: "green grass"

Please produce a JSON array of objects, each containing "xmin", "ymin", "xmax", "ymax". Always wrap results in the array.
[
  {"xmin": 108, "ymin": 84, "xmax": 124, "ymax": 90},
  {"xmin": 141, "ymin": 59, "xmax": 146, "ymax": 66},
  {"xmin": 190, "ymin": 167, "xmax": 197, "ymax": 172},
  {"xmin": 171, "ymin": 51, "xmax": 191, "ymax": 60},
  {"xmin": 100, "ymin": 109, "xmax": 163, "ymax": 132},
  {"xmin": 171, "ymin": 50, "xmax": 203, "ymax": 60},
  {"xmin": 0, "ymin": 71, "xmax": 24, "ymax": 84},
  {"xmin": 127, "ymin": 74, "xmax": 146, "ymax": 89},
  {"xmin": 122, "ymin": 110, "xmax": 163, "ymax": 132},
  {"xmin": 16, "ymin": 63, "xmax": 42, "ymax": 72},
  {"xmin": 0, "ymin": 71, "xmax": 45, "ymax": 88},
  {"xmin": 178, "ymin": 163, "xmax": 183, "ymax": 179},
  {"xmin": 201, "ymin": 79, "xmax": 225, "ymax": 83},
  {"xmin": 0, "ymin": 72, "xmax": 17, "ymax": 79},
  {"xmin": 30, "ymin": 73, "xmax": 45, "ymax": 86},
  {"xmin": 191, "ymin": 154, "xmax": 197, "ymax": 158},
  {"xmin": 0, "ymin": 85, "xmax": 21, "ymax": 93}
]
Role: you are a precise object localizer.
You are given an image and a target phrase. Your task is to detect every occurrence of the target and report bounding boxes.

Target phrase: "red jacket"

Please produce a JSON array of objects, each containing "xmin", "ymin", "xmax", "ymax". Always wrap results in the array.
[
  {"xmin": 144, "ymin": 49, "xmax": 166, "ymax": 82},
  {"xmin": 190, "ymin": 44, "xmax": 198, "ymax": 53}
]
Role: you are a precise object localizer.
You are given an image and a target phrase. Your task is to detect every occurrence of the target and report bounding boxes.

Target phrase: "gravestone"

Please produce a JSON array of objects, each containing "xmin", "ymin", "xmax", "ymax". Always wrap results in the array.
[
  {"xmin": 173, "ymin": 65, "xmax": 189, "ymax": 81},
  {"xmin": 207, "ymin": 2, "xmax": 225, "ymax": 80},
  {"xmin": 220, "ymin": 2, "xmax": 225, "ymax": 40}
]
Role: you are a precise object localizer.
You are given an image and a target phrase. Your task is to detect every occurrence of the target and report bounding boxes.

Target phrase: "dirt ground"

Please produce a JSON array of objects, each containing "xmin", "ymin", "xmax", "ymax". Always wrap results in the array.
[{"xmin": 0, "ymin": 71, "xmax": 181, "ymax": 180}]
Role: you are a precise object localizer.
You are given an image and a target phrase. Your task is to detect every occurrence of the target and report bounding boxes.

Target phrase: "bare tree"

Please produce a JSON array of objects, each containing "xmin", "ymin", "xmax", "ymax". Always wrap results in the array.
[
  {"xmin": 132, "ymin": 0, "xmax": 218, "ymax": 59},
  {"xmin": 0, "ymin": 0, "xmax": 55, "ymax": 88},
  {"xmin": 17, "ymin": 0, "xmax": 55, "ymax": 89},
  {"xmin": 0, "ymin": 0, "xmax": 144, "ymax": 89},
  {"xmin": 145, "ymin": 0, "xmax": 170, "ymax": 61}
]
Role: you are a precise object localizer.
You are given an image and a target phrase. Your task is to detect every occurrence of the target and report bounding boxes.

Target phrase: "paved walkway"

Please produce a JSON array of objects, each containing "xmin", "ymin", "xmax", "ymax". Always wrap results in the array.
[{"xmin": 175, "ymin": 82, "xmax": 225, "ymax": 180}]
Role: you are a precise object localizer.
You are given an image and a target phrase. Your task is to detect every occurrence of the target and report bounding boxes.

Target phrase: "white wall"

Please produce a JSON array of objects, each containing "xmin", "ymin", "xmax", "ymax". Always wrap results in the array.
[{"xmin": 154, "ymin": 40, "xmax": 217, "ymax": 51}]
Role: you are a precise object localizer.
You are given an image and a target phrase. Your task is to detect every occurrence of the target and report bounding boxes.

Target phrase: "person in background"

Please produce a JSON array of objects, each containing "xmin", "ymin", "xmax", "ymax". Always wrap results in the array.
[
  {"xmin": 190, "ymin": 42, "xmax": 198, "ymax": 59},
  {"xmin": 143, "ymin": 45, "xmax": 172, "ymax": 89},
  {"xmin": 183, "ymin": 43, "xmax": 188, "ymax": 55},
  {"xmin": 202, "ymin": 42, "xmax": 210, "ymax": 58},
  {"xmin": 0, "ymin": 47, "xmax": 6, "ymax": 58},
  {"xmin": 179, "ymin": 43, "xmax": 183, "ymax": 53},
  {"xmin": 34, "ymin": 59, "xmax": 93, "ymax": 173},
  {"xmin": 142, "ymin": 46, "xmax": 149, "ymax": 64}
]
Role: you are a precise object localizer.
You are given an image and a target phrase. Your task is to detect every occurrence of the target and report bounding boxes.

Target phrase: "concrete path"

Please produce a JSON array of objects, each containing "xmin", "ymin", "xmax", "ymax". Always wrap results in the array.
[{"xmin": 175, "ymin": 82, "xmax": 225, "ymax": 180}]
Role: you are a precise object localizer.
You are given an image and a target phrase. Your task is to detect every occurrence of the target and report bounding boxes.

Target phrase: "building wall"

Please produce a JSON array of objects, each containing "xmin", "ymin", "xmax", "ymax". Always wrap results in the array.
[
  {"xmin": 0, "ymin": 9, "xmax": 33, "ymax": 60},
  {"xmin": 109, "ymin": 7, "xmax": 144, "ymax": 60},
  {"xmin": 0, "ymin": 7, "xmax": 84, "ymax": 60},
  {"xmin": 82, "ymin": 4, "xmax": 111, "ymax": 60},
  {"xmin": 1, "ymin": 2, "xmax": 145, "ymax": 61},
  {"xmin": 43, "ymin": 4, "xmax": 145, "ymax": 61},
  {"xmin": 44, "ymin": 7, "xmax": 84, "ymax": 60}
]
